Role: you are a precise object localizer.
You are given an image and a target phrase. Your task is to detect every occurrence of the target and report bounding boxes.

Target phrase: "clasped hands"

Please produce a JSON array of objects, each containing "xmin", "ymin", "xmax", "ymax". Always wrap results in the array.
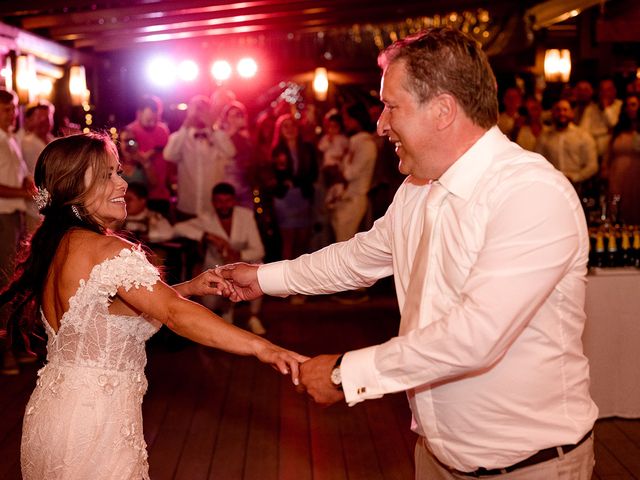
[{"xmin": 195, "ymin": 262, "xmax": 346, "ymax": 406}]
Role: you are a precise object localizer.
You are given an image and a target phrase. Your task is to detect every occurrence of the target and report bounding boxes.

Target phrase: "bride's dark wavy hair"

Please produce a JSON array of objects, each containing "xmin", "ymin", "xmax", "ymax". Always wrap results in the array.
[{"xmin": 0, "ymin": 131, "xmax": 118, "ymax": 344}]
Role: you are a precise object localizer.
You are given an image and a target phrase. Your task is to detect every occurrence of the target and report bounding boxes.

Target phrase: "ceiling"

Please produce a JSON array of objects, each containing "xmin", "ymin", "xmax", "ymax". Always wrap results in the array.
[
  {"xmin": 0, "ymin": 0, "xmax": 541, "ymax": 56},
  {"xmin": 2, "ymin": 0, "xmax": 626, "ymax": 120}
]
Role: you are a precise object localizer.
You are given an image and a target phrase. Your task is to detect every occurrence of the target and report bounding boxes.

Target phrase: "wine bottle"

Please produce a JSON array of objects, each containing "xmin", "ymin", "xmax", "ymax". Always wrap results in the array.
[
  {"xmin": 593, "ymin": 231, "xmax": 606, "ymax": 268},
  {"xmin": 632, "ymin": 228, "xmax": 640, "ymax": 268},
  {"xmin": 620, "ymin": 228, "xmax": 632, "ymax": 267},
  {"xmin": 606, "ymin": 230, "xmax": 619, "ymax": 267}
]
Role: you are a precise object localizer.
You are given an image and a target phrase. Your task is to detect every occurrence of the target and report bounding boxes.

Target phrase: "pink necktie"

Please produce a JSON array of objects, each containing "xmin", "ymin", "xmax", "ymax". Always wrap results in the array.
[{"xmin": 399, "ymin": 181, "xmax": 449, "ymax": 336}]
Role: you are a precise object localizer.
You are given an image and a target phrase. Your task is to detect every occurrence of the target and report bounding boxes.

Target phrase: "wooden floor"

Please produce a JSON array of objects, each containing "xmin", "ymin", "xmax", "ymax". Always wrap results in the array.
[{"xmin": 1, "ymin": 282, "xmax": 639, "ymax": 479}]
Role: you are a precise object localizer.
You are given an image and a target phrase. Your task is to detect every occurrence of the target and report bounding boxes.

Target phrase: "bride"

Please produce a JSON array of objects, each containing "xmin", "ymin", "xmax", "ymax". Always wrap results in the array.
[{"xmin": 0, "ymin": 132, "xmax": 306, "ymax": 479}]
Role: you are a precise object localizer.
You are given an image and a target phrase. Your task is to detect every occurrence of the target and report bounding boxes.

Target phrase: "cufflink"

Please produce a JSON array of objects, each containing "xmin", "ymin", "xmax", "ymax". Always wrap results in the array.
[{"xmin": 357, "ymin": 387, "xmax": 366, "ymax": 395}]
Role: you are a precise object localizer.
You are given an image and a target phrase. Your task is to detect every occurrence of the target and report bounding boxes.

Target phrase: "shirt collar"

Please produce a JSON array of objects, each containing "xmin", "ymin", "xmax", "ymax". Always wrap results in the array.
[{"xmin": 438, "ymin": 126, "xmax": 507, "ymax": 201}]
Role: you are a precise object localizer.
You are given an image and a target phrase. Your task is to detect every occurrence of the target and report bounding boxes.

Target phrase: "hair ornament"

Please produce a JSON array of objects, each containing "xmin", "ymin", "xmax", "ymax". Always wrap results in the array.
[{"xmin": 34, "ymin": 187, "xmax": 50, "ymax": 210}]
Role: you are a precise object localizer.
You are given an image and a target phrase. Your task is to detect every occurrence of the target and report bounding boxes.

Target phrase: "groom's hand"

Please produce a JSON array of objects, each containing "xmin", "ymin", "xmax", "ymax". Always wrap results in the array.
[
  {"xmin": 299, "ymin": 354, "xmax": 344, "ymax": 406},
  {"xmin": 216, "ymin": 263, "xmax": 264, "ymax": 301}
]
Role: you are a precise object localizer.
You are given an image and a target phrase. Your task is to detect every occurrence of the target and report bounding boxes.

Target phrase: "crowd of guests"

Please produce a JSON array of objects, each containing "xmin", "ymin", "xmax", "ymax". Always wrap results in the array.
[
  {"xmin": 498, "ymin": 77, "xmax": 640, "ymax": 225},
  {"xmin": 2, "ymin": 72, "xmax": 639, "ymax": 373},
  {"xmin": 0, "ymin": 87, "xmax": 403, "ymax": 373}
]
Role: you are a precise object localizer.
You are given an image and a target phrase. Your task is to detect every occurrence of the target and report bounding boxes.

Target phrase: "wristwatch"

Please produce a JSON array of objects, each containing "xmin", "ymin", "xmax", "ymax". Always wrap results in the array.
[{"xmin": 330, "ymin": 354, "xmax": 344, "ymax": 391}]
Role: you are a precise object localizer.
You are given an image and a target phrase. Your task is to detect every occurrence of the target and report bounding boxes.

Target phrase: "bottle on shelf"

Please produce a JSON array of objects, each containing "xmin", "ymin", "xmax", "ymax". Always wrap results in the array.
[
  {"xmin": 620, "ymin": 228, "xmax": 633, "ymax": 267},
  {"xmin": 632, "ymin": 228, "xmax": 640, "ymax": 268},
  {"xmin": 592, "ymin": 230, "xmax": 606, "ymax": 268},
  {"xmin": 606, "ymin": 229, "xmax": 619, "ymax": 267}
]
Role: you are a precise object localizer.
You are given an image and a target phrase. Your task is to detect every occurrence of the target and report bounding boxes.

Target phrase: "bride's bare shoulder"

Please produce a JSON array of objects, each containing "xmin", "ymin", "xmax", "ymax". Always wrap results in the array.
[{"xmin": 58, "ymin": 229, "xmax": 136, "ymax": 273}]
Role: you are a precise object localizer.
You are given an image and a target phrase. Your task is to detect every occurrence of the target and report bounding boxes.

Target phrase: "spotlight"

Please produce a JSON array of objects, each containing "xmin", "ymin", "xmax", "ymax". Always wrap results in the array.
[
  {"xmin": 38, "ymin": 77, "xmax": 54, "ymax": 98},
  {"xmin": 147, "ymin": 57, "xmax": 176, "ymax": 87},
  {"xmin": 237, "ymin": 57, "xmax": 258, "ymax": 78},
  {"xmin": 211, "ymin": 60, "xmax": 232, "ymax": 82},
  {"xmin": 313, "ymin": 67, "xmax": 329, "ymax": 101},
  {"xmin": 177, "ymin": 60, "xmax": 199, "ymax": 82}
]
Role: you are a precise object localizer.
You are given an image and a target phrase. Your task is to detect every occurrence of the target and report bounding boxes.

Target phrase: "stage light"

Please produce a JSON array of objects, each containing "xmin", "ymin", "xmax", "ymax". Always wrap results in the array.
[
  {"xmin": 211, "ymin": 60, "xmax": 232, "ymax": 82},
  {"xmin": 147, "ymin": 57, "xmax": 176, "ymax": 87},
  {"xmin": 544, "ymin": 49, "xmax": 571, "ymax": 83},
  {"xmin": 17, "ymin": 55, "xmax": 38, "ymax": 104},
  {"xmin": 178, "ymin": 60, "xmax": 199, "ymax": 82},
  {"xmin": 313, "ymin": 67, "xmax": 329, "ymax": 101},
  {"xmin": 37, "ymin": 77, "xmax": 54, "ymax": 98},
  {"xmin": 1, "ymin": 58, "xmax": 13, "ymax": 92},
  {"xmin": 237, "ymin": 57, "xmax": 257, "ymax": 78},
  {"xmin": 69, "ymin": 65, "xmax": 88, "ymax": 106}
]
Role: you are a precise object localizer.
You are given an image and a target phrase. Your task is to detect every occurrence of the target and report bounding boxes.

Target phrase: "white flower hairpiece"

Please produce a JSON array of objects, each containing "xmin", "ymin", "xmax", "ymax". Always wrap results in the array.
[{"xmin": 34, "ymin": 187, "xmax": 50, "ymax": 210}]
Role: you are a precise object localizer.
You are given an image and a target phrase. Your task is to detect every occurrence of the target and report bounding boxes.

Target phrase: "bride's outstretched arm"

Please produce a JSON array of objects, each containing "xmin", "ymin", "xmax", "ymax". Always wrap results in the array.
[{"xmin": 117, "ymin": 274, "xmax": 306, "ymax": 384}]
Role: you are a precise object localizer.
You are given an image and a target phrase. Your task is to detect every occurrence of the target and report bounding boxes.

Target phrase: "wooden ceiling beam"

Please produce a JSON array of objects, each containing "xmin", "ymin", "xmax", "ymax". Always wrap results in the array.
[
  {"xmin": 46, "ymin": 0, "xmax": 349, "ymax": 39},
  {"xmin": 49, "ymin": 0, "xmax": 467, "ymax": 44},
  {"xmin": 64, "ymin": 4, "xmax": 443, "ymax": 49},
  {"xmin": 0, "ymin": 0, "xmax": 122, "ymax": 17},
  {"xmin": 19, "ymin": 0, "xmax": 334, "ymax": 29},
  {"xmin": 2, "ymin": 0, "xmax": 521, "ymax": 53}
]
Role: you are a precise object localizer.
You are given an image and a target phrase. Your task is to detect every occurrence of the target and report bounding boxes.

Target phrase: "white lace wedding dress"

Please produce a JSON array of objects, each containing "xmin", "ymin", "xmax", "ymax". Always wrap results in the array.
[{"xmin": 21, "ymin": 247, "xmax": 162, "ymax": 479}]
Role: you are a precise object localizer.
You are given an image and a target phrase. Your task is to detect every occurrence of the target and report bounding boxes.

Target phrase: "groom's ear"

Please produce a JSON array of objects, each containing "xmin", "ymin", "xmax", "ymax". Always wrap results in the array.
[{"xmin": 433, "ymin": 93, "xmax": 457, "ymax": 131}]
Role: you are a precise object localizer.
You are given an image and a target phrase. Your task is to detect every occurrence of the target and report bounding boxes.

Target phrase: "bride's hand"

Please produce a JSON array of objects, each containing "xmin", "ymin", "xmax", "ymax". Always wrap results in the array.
[
  {"xmin": 254, "ymin": 341, "xmax": 309, "ymax": 385},
  {"xmin": 173, "ymin": 269, "xmax": 233, "ymax": 298}
]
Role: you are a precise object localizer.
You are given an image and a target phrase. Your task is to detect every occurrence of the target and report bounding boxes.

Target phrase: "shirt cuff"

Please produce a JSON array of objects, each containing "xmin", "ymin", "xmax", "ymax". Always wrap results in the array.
[
  {"xmin": 342, "ymin": 346, "xmax": 384, "ymax": 406},
  {"xmin": 257, "ymin": 261, "xmax": 290, "ymax": 297}
]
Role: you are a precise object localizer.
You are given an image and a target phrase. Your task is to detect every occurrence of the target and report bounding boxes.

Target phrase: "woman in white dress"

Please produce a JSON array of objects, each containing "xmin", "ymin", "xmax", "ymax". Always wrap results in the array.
[{"xmin": 0, "ymin": 132, "xmax": 306, "ymax": 479}]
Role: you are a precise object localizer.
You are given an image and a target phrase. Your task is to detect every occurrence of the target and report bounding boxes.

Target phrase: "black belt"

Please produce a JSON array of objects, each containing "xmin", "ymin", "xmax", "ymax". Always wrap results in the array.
[{"xmin": 456, "ymin": 429, "xmax": 593, "ymax": 477}]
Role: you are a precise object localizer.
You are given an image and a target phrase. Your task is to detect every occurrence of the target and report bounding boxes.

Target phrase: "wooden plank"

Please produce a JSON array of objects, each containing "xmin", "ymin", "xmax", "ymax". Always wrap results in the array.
[
  {"xmin": 278, "ymin": 374, "xmax": 312, "ymax": 480},
  {"xmin": 389, "ymin": 391, "xmax": 419, "ymax": 460},
  {"xmin": 142, "ymin": 343, "xmax": 182, "ymax": 450},
  {"xmin": 207, "ymin": 355, "xmax": 256, "ymax": 479},
  {"xmin": 243, "ymin": 362, "xmax": 281, "ymax": 480},
  {"xmin": 0, "ymin": 363, "xmax": 46, "ymax": 479},
  {"xmin": 340, "ymin": 402, "xmax": 384, "ymax": 479},
  {"xmin": 308, "ymin": 401, "xmax": 348, "ymax": 480},
  {"xmin": 593, "ymin": 429, "xmax": 630, "ymax": 478},
  {"xmin": 614, "ymin": 418, "xmax": 640, "ymax": 448},
  {"xmin": 147, "ymin": 347, "xmax": 203, "ymax": 480},
  {"xmin": 0, "ymin": 362, "xmax": 37, "ymax": 412},
  {"xmin": 595, "ymin": 420, "xmax": 640, "ymax": 478},
  {"xmin": 173, "ymin": 347, "xmax": 232, "ymax": 479},
  {"xmin": 365, "ymin": 397, "xmax": 415, "ymax": 479},
  {"xmin": 0, "ymin": 422, "xmax": 22, "ymax": 480}
]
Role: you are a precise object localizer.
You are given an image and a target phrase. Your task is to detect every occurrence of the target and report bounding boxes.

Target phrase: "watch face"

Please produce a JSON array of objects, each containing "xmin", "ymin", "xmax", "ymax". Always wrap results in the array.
[{"xmin": 331, "ymin": 367, "xmax": 341, "ymax": 386}]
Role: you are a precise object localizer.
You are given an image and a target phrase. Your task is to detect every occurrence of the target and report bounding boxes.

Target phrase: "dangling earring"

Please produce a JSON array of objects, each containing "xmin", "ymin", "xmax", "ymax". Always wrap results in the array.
[{"xmin": 71, "ymin": 205, "xmax": 82, "ymax": 220}]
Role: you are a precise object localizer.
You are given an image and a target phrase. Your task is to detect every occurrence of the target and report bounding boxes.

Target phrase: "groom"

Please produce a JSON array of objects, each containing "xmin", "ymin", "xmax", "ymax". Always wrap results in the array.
[{"xmin": 219, "ymin": 27, "xmax": 596, "ymax": 480}]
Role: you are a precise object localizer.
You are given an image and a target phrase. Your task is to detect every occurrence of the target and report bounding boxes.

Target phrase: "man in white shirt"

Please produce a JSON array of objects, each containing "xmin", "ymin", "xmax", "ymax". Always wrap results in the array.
[
  {"xmin": 536, "ymin": 99, "xmax": 598, "ymax": 191},
  {"xmin": 20, "ymin": 101, "xmax": 56, "ymax": 232},
  {"xmin": 578, "ymin": 78, "xmax": 622, "ymax": 158},
  {"xmin": 0, "ymin": 89, "xmax": 36, "ymax": 375},
  {"xmin": 163, "ymin": 95, "xmax": 235, "ymax": 220},
  {"xmin": 174, "ymin": 182, "xmax": 266, "ymax": 335},
  {"xmin": 497, "ymin": 86, "xmax": 523, "ymax": 139},
  {"xmin": 219, "ymin": 27, "xmax": 597, "ymax": 479},
  {"xmin": 329, "ymin": 102, "xmax": 378, "ymax": 242}
]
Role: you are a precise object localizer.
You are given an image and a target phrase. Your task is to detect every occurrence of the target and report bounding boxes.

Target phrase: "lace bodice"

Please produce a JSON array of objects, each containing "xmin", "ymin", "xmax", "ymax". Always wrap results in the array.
[{"xmin": 42, "ymin": 246, "xmax": 161, "ymax": 373}]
